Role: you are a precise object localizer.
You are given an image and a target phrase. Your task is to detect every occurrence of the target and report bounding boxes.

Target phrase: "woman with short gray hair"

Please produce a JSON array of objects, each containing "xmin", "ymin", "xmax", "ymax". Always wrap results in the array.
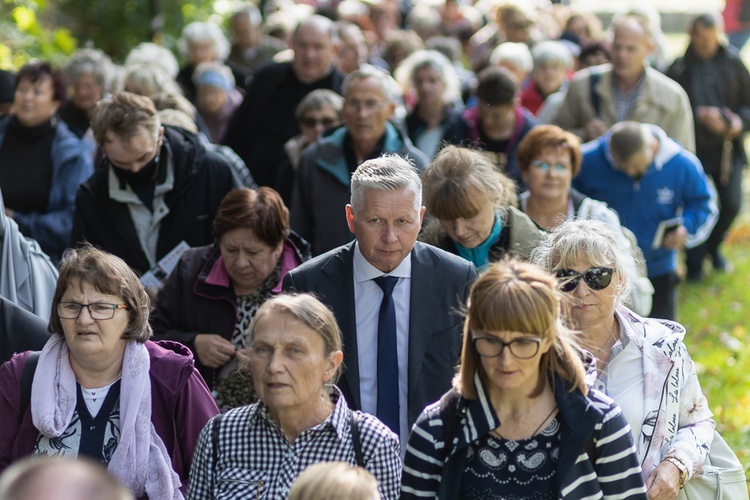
[
  {"xmin": 394, "ymin": 49, "xmax": 470, "ymax": 159},
  {"xmin": 60, "ymin": 48, "xmax": 114, "ymax": 138},
  {"xmin": 531, "ymin": 218, "xmax": 715, "ymax": 498}
]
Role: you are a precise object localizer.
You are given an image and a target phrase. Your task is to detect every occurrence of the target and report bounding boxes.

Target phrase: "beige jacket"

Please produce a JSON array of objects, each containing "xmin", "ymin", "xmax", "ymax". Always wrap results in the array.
[{"xmin": 552, "ymin": 63, "xmax": 695, "ymax": 152}]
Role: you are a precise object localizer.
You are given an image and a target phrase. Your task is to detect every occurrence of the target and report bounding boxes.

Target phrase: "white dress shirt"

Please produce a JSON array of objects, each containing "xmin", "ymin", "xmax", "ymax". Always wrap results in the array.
[{"xmin": 352, "ymin": 242, "xmax": 412, "ymax": 450}]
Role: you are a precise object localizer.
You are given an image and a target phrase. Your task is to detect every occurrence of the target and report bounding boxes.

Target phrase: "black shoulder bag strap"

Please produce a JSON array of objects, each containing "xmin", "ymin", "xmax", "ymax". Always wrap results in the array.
[
  {"xmin": 19, "ymin": 351, "xmax": 41, "ymax": 423},
  {"xmin": 437, "ymin": 388, "xmax": 466, "ymax": 500},
  {"xmin": 589, "ymin": 70, "xmax": 602, "ymax": 118},
  {"xmin": 350, "ymin": 409, "xmax": 366, "ymax": 468},
  {"xmin": 211, "ymin": 412, "xmax": 225, "ymax": 471}
]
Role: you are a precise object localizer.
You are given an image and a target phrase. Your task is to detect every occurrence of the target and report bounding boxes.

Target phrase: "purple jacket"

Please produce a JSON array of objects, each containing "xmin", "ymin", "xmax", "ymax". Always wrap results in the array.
[{"xmin": 0, "ymin": 340, "xmax": 219, "ymax": 496}]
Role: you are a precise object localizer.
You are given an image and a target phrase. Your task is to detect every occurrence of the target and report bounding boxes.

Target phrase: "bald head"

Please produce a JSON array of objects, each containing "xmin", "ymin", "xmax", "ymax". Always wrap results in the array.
[
  {"xmin": 292, "ymin": 15, "xmax": 340, "ymax": 83},
  {"xmin": 0, "ymin": 457, "xmax": 133, "ymax": 500}
]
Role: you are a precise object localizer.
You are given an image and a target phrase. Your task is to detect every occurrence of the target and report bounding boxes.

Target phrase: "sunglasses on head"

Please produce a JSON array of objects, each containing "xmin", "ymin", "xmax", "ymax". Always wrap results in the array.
[{"xmin": 556, "ymin": 267, "xmax": 614, "ymax": 292}]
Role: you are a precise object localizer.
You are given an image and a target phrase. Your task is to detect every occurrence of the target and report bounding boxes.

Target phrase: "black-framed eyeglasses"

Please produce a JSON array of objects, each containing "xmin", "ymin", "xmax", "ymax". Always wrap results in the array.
[
  {"xmin": 556, "ymin": 267, "xmax": 614, "ymax": 292},
  {"xmin": 472, "ymin": 335, "xmax": 543, "ymax": 359},
  {"xmin": 299, "ymin": 116, "xmax": 338, "ymax": 128},
  {"xmin": 57, "ymin": 302, "xmax": 128, "ymax": 320}
]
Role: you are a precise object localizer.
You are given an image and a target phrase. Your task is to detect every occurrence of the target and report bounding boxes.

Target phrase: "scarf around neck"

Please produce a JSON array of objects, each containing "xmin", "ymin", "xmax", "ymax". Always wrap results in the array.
[
  {"xmin": 454, "ymin": 212, "xmax": 503, "ymax": 269},
  {"xmin": 31, "ymin": 335, "xmax": 183, "ymax": 499}
]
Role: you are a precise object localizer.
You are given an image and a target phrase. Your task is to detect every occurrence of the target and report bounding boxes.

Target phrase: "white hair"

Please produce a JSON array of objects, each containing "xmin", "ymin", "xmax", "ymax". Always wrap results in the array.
[
  {"xmin": 350, "ymin": 154, "xmax": 422, "ymax": 213},
  {"xmin": 394, "ymin": 49, "xmax": 462, "ymax": 106},
  {"xmin": 124, "ymin": 42, "xmax": 179, "ymax": 79},
  {"xmin": 179, "ymin": 21, "xmax": 230, "ymax": 61},
  {"xmin": 489, "ymin": 42, "xmax": 533, "ymax": 75},
  {"xmin": 531, "ymin": 40, "xmax": 574, "ymax": 71}
]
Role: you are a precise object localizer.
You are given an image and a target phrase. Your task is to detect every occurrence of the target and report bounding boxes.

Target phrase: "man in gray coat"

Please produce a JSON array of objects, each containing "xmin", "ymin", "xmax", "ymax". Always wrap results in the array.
[{"xmin": 291, "ymin": 65, "xmax": 429, "ymax": 256}]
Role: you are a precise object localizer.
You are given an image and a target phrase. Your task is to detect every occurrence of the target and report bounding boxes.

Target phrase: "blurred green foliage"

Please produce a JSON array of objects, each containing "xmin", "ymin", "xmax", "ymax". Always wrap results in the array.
[{"xmin": 0, "ymin": 0, "xmax": 220, "ymax": 69}]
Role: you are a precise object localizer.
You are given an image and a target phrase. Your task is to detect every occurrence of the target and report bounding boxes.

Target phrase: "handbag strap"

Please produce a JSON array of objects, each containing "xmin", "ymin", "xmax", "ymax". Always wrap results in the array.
[
  {"xmin": 350, "ymin": 409, "xmax": 365, "ymax": 468},
  {"xmin": 19, "ymin": 351, "xmax": 41, "ymax": 423}
]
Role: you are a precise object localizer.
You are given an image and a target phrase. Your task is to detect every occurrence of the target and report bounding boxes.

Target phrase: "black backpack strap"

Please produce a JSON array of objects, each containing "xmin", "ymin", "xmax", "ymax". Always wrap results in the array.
[
  {"xmin": 350, "ymin": 409, "xmax": 365, "ymax": 468},
  {"xmin": 589, "ymin": 70, "xmax": 602, "ymax": 117},
  {"xmin": 585, "ymin": 432, "xmax": 596, "ymax": 463},
  {"xmin": 437, "ymin": 388, "xmax": 466, "ymax": 500},
  {"xmin": 211, "ymin": 412, "xmax": 225, "ymax": 470},
  {"xmin": 19, "ymin": 351, "xmax": 41, "ymax": 423}
]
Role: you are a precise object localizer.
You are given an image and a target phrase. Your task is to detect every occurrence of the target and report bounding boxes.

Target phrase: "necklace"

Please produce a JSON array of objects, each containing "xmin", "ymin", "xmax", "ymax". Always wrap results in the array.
[
  {"xmin": 591, "ymin": 320, "xmax": 618, "ymax": 358},
  {"xmin": 531, "ymin": 405, "xmax": 558, "ymax": 437}
]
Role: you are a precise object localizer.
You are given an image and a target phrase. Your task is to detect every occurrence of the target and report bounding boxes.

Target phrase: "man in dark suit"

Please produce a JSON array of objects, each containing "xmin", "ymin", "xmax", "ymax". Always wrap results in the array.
[{"xmin": 283, "ymin": 155, "xmax": 476, "ymax": 449}]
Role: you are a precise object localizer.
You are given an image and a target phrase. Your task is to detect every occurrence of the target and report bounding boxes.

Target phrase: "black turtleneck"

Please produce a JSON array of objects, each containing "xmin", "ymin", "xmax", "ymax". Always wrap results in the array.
[
  {"xmin": 112, "ymin": 145, "xmax": 167, "ymax": 212},
  {"xmin": 0, "ymin": 116, "xmax": 54, "ymax": 213}
]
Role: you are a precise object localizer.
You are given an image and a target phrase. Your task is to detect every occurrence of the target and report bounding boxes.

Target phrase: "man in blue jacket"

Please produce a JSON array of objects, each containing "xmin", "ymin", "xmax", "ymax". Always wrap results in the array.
[{"xmin": 574, "ymin": 121, "xmax": 717, "ymax": 320}]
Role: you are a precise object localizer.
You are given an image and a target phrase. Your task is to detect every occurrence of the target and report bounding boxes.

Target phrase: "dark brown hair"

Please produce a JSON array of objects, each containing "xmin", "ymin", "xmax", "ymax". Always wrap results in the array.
[
  {"xmin": 213, "ymin": 187, "xmax": 290, "ymax": 247},
  {"xmin": 15, "ymin": 62, "xmax": 67, "ymax": 104}
]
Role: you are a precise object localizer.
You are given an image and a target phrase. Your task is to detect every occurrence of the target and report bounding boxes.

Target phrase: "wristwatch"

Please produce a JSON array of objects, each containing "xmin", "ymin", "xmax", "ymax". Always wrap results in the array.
[{"xmin": 663, "ymin": 456, "xmax": 689, "ymax": 489}]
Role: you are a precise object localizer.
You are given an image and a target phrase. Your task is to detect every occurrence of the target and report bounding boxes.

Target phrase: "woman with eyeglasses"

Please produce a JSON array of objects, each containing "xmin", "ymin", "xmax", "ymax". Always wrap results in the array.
[
  {"xmin": 0, "ymin": 245, "xmax": 219, "ymax": 498},
  {"xmin": 274, "ymin": 89, "xmax": 344, "ymax": 208},
  {"xmin": 516, "ymin": 125, "xmax": 654, "ymax": 316},
  {"xmin": 401, "ymin": 259, "xmax": 647, "ymax": 499},
  {"xmin": 532, "ymin": 219, "xmax": 715, "ymax": 499}
]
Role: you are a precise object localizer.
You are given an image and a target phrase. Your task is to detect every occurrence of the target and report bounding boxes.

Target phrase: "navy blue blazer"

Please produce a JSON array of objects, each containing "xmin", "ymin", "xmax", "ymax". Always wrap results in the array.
[{"xmin": 282, "ymin": 241, "xmax": 477, "ymax": 428}]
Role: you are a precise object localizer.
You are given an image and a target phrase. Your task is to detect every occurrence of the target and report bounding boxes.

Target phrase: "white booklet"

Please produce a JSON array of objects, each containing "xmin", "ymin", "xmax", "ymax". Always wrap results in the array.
[
  {"xmin": 651, "ymin": 217, "xmax": 683, "ymax": 249},
  {"xmin": 140, "ymin": 241, "xmax": 190, "ymax": 289}
]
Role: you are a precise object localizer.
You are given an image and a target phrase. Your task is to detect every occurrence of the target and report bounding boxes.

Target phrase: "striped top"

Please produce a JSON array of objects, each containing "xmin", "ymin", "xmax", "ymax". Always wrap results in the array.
[{"xmin": 401, "ymin": 372, "xmax": 648, "ymax": 499}]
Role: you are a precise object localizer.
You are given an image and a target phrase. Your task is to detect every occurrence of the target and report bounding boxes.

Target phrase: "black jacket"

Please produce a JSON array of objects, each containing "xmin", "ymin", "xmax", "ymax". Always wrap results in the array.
[
  {"xmin": 0, "ymin": 296, "xmax": 49, "ymax": 365},
  {"xmin": 222, "ymin": 62, "xmax": 345, "ymax": 187},
  {"xmin": 668, "ymin": 43, "xmax": 750, "ymax": 170},
  {"xmin": 71, "ymin": 126, "xmax": 238, "ymax": 275},
  {"xmin": 150, "ymin": 233, "xmax": 310, "ymax": 388}
]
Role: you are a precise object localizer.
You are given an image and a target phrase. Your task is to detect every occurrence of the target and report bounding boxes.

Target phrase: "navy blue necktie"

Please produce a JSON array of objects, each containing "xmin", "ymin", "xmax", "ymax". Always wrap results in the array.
[{"xmin": 374, "ymin": 275, "xmax": 399, "ymax": 435}]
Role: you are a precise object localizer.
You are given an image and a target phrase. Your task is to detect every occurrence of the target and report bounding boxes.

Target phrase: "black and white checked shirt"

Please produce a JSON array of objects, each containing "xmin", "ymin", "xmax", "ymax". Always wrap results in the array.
[{"xmin": 187, "ymin": 386, "xmax": 402, "ymax": 500}]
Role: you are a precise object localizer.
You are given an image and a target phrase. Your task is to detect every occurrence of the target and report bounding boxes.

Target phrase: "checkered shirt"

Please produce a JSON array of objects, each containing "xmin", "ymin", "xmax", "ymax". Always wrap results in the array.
[
  {"xmin": 613, "ymin": 73, "xmax": 646, "ymax": 122},
  {"xmin": 186, "ymin": 386, "xmax": 402, "ymax": 500}
]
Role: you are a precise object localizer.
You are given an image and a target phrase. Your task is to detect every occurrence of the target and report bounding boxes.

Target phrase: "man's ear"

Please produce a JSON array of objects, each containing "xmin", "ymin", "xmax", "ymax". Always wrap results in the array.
[{"xmin": 346, "ymin": 204, "xmax": 356, "ymax": 234}]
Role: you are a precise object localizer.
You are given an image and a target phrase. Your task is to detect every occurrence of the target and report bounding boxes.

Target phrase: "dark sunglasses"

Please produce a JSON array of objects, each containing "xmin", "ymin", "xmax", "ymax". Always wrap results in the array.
[
  {"xmin": 556, "ymin": 267, "xmax": 614, "ymax": 292},
  {"xmin": 300, "ymin": 117, "xmax": 338, "ymax": 128}
]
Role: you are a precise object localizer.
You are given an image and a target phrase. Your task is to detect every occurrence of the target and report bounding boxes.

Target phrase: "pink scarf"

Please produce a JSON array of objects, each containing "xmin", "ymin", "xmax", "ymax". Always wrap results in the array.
[{"xmin": 31, "ymin": 335, "xmax": 183, "ymax": 499}]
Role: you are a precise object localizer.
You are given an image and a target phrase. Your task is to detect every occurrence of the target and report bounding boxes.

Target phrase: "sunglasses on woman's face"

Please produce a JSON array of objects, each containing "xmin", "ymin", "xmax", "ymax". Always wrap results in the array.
[{"xmin": 556, "ymin": 267, "xmax": 614, "ymax": 292}]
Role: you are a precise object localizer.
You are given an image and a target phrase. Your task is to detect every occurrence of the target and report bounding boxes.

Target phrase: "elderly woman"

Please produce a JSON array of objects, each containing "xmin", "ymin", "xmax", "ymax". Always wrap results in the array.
[
  {"xmin": 516, "ymin": 125, "xmax": 654, "ymax": 316},
  {"xmin": 0, "ymin": 245, "xmax": 219, "ymax": 499},
  {"xmin": 532, "ymin": 218, "xmax": 716, "ymax": 498},
  {"xmin": 151, "ymin": 187, "xmax": 310, "ymax": 411},
  {"xmin": 59, "ymin": 48, "xmax": 114, "ymax": 138},
  {"xmin": 187, "ymin": 294, "xmax": 402, "ymax": 500},
  {"xmin": 520, "ymin": 40, "xmax": 573, "ymax": 116},
  {"xmin": 192, "ymin": 61, "xmax": 243, "ymax": 145},
  {"xmin": 420, "ymin": 145, "xmax": 544, "ymax": 269},
  {"xmin": 401, "ymin": 260, "xmax": 647, "ymax": 498},
  {"xmin": 275, "ymin": 89, "xmax": 344, "ymax": 207},
  {"xmin": 176, "ymin": 21, "xmax": 248, "ymax": 104},
  {"xmin": 0, "ymin": 62, "xmax": 93, "ymax": 261},
  {"xmin": 394, "ymin": 49, "xmax": 469, "ymax": 160}
]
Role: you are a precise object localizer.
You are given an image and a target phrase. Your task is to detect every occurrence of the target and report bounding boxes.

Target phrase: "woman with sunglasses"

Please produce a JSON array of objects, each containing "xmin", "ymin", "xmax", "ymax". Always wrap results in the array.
[
  {"xmin": 274, "ymin": 89, "xmax": 344, "ymax": 207},
  {"xmin": 516, "ymin": 124, "xmax": 654, "ymax": 316},
  {"xmin": 401, "ymin": 259, "xmax": 647, "ymax": 499},
  {"xmin": 0, "ymin": 245, "xmax": 219, "ymax": 498},
  {"xmin": 532, "ymin": 219, "xmax": 715, "ymax": 499}
]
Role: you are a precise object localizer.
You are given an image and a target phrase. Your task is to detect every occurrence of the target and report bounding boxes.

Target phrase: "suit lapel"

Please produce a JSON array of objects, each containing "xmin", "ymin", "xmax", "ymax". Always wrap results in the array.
[
  {"xmin": 407, "ymin": 243, "xmax": 441, "ymax": 406},
  {"xmin": 318, "ymin": 243, "xmax": 361, "ymax": 409}
]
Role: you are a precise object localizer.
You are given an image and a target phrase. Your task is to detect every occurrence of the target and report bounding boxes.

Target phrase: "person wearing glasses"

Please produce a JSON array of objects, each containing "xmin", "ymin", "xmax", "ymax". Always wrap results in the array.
[
  {"xmin": 290, "ymin": 65, "xmax": 429, "ymax": 256},
  {"xmin": 532, "ymin": 219, "xmax": 716, "ymax": 499},
  {"xmin": 420, "ymin": 145, "xmax": 544, "ymax": 270},
  {"xmin": 275, "ymin": 89, "xmax": 344, "ymax": 208},
  {"xmin": 401, "ymin": 259, "xmax": 647, "ymax": 499},
  {"xmin": 516, "ymin": 125, "xmax": 654, "ymax": 316},
  {"xmin": 0, "ymin": 245, "xmax": 219, "ymax": 498}
]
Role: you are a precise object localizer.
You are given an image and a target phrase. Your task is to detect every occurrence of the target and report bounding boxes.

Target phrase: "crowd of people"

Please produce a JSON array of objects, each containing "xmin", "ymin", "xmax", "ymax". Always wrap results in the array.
[{"xmin": 0, "ymin": 0, "xmax": 748, "ymax": 498}]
